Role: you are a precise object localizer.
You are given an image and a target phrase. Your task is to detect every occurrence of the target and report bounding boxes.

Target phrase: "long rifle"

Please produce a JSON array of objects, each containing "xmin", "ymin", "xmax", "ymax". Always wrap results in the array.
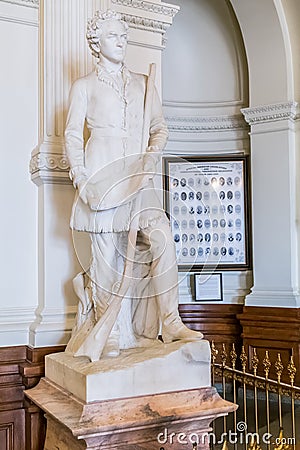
[{"xmin": 74, "ymin": 63, "xmax": 157, "ymax": 362}]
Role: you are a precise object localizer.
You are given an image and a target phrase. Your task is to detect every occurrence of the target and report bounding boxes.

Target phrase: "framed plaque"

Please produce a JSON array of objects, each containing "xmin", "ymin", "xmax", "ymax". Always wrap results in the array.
[
  {"xmin": 163, "ymin": 155, "xmax": 251, "ymax": 271},
  {"xmin": 194, "ymin": 273, "xmax": 223, "ymax": 301}
]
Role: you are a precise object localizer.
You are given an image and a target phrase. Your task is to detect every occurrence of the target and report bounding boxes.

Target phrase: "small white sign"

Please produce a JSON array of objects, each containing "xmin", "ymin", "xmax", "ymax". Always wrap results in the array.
[{"xmin": 194, "ymin": 273, "xmax": 223, "ymax": 301}]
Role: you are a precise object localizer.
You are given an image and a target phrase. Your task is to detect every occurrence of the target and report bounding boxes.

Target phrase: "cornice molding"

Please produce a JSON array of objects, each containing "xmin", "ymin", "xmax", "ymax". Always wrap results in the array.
[
  {"xmin": 1, "ymin": 0, "xmax": 39, "ymax": 8},
  {"xmin": 111, "ymin": 0, "xmax": 179, "ymax": 18},
  {"xmin": 165, "ymin": 115, "xmax": 248, "ymax": 132},
  {"xmin": 241, "ymin": 101, "xmax": 300, "ymax": 125},
  {"xmin": 121, "ymin": 12, "xmax": 168, "ymax": 35}
]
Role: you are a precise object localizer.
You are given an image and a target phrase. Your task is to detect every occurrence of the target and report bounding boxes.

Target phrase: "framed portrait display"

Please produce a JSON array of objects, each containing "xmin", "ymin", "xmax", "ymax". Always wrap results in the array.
[{"xmin": 163, "ymin": 155, "xmax": 251, "ymax": 271}]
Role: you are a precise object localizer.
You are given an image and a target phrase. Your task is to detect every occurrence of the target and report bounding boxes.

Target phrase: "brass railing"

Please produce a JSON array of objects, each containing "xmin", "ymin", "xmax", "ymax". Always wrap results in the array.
[{"xmin": 211, "ymin": 342, "xmax": 300, "ymax": 450}]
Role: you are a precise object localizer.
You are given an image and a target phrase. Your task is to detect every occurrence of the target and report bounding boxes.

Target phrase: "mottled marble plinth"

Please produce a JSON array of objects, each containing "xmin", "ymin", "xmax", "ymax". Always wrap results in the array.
[
  {"xmin": 25, "ymin": 378, "xmax": 237, "ymax": 450},
  {"xmin": 45, "ymin": 340, "xmax": 211, "ymax": 402}
]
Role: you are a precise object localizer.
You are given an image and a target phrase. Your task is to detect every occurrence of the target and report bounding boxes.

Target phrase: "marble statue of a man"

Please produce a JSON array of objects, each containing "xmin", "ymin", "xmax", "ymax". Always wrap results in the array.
[{"xmin": 65, "ymin": 10, "xmax": 203, "ymax": 361}]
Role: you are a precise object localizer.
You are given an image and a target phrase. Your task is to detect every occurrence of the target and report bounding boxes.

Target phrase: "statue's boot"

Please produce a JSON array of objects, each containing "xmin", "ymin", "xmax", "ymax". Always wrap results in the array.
[
  {"xmin": 151, "ymin": 271, "xmax": 204, "ymax": 343},
  {"xmin": 158, "ymin": 301, "xmax": 204, "ymax": 344},
  {"xmin": 162, "ymin": 321, "xmax": 204, "ymax": 343}
]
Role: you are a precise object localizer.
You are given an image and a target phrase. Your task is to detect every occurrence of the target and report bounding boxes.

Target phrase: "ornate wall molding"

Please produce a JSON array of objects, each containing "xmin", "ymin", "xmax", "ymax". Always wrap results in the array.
[
  {"xmin": 165, "ymin": 114, "xmax": 248, "ymax": 132},
  {"xmin": 111, "ymin": 0, "xmax": 179, "ymax": 17},
  {"xmin": 241, "ymin": 101, "xmax": 300, "ymax": 125},
  {"xmin": 30, "ymin": 153, "xmax": 69, "ymax": 174},
  {"xmin": 1, "ymin": 0, "xmax": 39, "ymax": 8},
  {"xmin": 121, "ymin": 12, "xmax": 168, "ymax": 35},
  {"xmin": 30, "ymin": 152, "xmax": 71, "ymax": 185}
]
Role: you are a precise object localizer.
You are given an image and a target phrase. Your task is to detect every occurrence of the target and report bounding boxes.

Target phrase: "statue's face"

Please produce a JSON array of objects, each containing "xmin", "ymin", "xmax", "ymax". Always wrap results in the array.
[{"xmin": 99, "ymin": 20, "xmax": 127, "ymax": 64}]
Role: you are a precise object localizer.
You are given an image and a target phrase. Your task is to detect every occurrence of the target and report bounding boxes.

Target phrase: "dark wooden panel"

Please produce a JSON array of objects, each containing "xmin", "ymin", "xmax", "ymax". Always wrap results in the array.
[
  {"xmin": 25, "ymin": 398, "xmax": 46, "ymax": 450},
  {"xmin": 0, "ymin": 409, "xmax": 25, "ymax": 450},
  {"xmin": 179, "ymin": 303, "xmax": 243, "ymax": 340},
  {"xmin": 0, "ymin": 345, "xmax": 65, "ymax": 450},
  {"xmin": 238, "ymin": 306, "xmax": 300, "ymax": 384},
  {"xmin": 0, "ymin": 385, "xmax": 24, "ymax": 412},
  {"xmin": 26, "ymin": 345, "xmax": 64, "ymax": 364},
  {"xmin": 0, "ymin": 346, "xmax": 26, "ymax": 363},
  {"xmin": 0, "ymin": 424, "xmax": 13, "ymax": 450}
]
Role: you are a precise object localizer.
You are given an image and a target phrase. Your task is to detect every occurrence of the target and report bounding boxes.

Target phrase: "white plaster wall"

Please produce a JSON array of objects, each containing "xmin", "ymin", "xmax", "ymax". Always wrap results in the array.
[
  {"xmin": 230, "ymin": 0, "xmax": 289, "ymax": 106},
  {"xmin": 0, "ymin": 1, "xmax": 38, "ymax": 345},
  {"xmin": 163, "ymin": 0, "xmax": 246, "ymax": 114},
  {"xmin": 162, "ymin": 0, "xmax": 252, "ymax": 304}
]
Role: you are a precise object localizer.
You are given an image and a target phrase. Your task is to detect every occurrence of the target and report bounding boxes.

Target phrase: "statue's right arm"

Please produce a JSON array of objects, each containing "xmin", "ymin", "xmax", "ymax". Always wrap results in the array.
[{"xmin": 65, "ymin": 78, "xmax": 88, "ymax": 191}]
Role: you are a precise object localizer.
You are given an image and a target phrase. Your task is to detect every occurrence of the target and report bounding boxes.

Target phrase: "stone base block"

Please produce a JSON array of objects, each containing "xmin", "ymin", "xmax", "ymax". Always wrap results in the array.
[
  {"xmin": 25, "ymin": 378, "xmax": 237, "ymax": 449},
  {"xmin": 45, "ymin": 340, "xmax": 211, "ymax": 402}
]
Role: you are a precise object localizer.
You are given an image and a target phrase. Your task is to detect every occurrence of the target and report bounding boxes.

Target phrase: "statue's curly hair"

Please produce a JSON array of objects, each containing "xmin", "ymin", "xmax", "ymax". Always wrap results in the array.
[{"xmin": 86, "ymin": 10, "xmax": 128, "ymax": 58}]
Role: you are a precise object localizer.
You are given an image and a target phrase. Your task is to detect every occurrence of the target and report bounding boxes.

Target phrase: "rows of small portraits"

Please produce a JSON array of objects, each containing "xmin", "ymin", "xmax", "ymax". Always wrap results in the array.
[
  {"xmin": 171, "ymin": 175, "xmax": 241, "ymax": 189},
  {"xmin": 169, "ymin": 171, "xmax": 245, "ymax": 262}
]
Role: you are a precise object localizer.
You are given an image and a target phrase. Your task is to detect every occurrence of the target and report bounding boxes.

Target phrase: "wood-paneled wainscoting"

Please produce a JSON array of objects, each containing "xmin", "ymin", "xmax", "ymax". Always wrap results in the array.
[
  {"xmin": 238, "ymin": 306, "xmax": 300, "ymax": 385},
  {"xmin": 180, "ymin": 304, "xmax": 300, "ymax": 384},
  {"xmin": 179, "ymin": 303, "xmax": 244, "ymax": 354},
  {"xmin": 0, "ymin": 345, "xmax": 64, "ymax": 450}
]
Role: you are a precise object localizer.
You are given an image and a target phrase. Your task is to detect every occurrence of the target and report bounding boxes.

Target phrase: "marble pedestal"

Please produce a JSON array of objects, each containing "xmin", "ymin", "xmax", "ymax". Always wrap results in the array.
[
  {"xmin": 25, "ymin": 340, "xmax": 237, "ymax": 449},
  {"xmin": 45, "ymin": 340, "xmax": 211, "ymax": 402},
  {"xmin": 26, "ymin": 379, "xmax": 236, "ymax": 449}
]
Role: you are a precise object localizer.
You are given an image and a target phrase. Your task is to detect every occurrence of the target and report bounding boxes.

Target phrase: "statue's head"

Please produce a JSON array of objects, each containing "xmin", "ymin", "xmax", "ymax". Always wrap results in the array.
[{"xmin": 86, "ymin": 10, "xmax": 128, "ymax": 62}]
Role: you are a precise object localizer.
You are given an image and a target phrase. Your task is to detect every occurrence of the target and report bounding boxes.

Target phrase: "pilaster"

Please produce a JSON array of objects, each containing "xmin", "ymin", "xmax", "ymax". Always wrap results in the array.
[{"xmin": 241, "ymin": 101, "xmax": 300, "ymax": 308}]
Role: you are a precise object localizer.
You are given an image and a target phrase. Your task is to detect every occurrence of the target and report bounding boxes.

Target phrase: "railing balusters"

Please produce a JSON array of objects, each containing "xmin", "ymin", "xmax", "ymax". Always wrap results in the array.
[
  {"xmin": 240, "ymin": 345, "xmax": 248, "ymax": 450},
  {"xmin": 211, "ymin": 341, "xmax": 218, "ymax": 449},
  {"xmin": 263, "ymin": 351, "xmax": 271, "ymax": 450},
  {"xmin": 230, "ymin": 343, "xmax": 238, "ymax": 450},
  {"xmin": 275, "ymin": 353, "xmax": 284, "ymax": 429},
  {"xmin": 229, "ymin": 343, "xmax": 237, "ymax": 449},
  {"xmin": 221, "ymin": 344, "xmax": 228, "ymax": 436},
  {"xmin": 251, "ymin": 348, "xmax": 259, "ymax": 436},
  {"xmin": 287, "ymin": 354, "xmax": 297, "ymax": 450},
  {"xmin": 211, "ymin": 342, "xmax": 299, "ymax": 450}
]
